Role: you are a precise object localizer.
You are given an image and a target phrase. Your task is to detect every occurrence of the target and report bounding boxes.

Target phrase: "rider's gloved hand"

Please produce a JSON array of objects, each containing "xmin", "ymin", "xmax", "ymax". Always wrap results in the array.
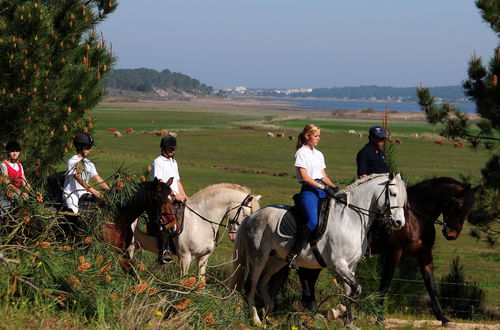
[{"xmin": 324, "ymin": 186, "xmax": 339, "ymax": 198}]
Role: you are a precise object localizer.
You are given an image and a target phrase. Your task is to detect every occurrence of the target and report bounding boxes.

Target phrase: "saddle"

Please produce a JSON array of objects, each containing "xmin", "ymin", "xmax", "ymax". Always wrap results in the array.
[{"xmin": 276, "ymin": 194, "xmax": 332, "ymax": 267}]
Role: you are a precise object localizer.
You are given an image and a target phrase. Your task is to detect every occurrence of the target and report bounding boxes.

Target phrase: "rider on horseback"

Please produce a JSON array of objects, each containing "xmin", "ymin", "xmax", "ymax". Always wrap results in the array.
[
  {"xmin": 286, "ymin": 124, "xmax": 338, "ymax": 269},
  {"xmin": 62, "ymin": 133, "xmax": 109, "ymax": 215},
  {"xmin": 0, "ymin": 141, "xmax": 31, "ymax": 220},
  {"xmin": 151, "ymin": 135, "xmax": 187, "ymax": 264}
]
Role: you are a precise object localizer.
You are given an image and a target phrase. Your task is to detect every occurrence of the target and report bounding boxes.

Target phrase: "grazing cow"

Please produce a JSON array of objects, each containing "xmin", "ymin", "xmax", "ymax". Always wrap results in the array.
[
  {"xmin": 348, "ymin": 129, "xmax": 356, "ymax": 135},
  {"xmin": 288, "ymin": 136, "xmax": 295, "ymax": 140},
  {"xmin": 108, "ymin": 128, "xmax": 117, "ymax": 133},
  {"xmin": 454, "ymin": 141, "xmax": 464, "ymax": 148},
  {"xmin": 267, "ymin": 132, "xmax": 275, "ymax": 138},
  {"xmin": 156, "ymin": 129, "xmax": 168, "ymax": 136},
  {"xmin": 411, "ymin": 133, "xmax": 419, "ymax": 138},
  {"xmin": 358, "ymin": 132, "xmax": 363, "ymax": 138},
  {"xmin": 114, "ymin": 131, "xmax": 122, "ymax": 138},
  {"xmin": 435, "ymin": 140, "xmax": 444, "ymax": 145},
  {"xmin": 276, "ymin": 133, "xmax": 285, "ymax": 138},
  {"xmin": 124, "ymin": 128, "xmax": 134, "ymax": 134}
]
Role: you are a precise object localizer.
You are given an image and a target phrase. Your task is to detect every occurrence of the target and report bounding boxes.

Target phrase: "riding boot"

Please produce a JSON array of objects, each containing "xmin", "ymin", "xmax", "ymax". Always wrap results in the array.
[
  {"xmin": 156, "ymin": 225, "xmax": 173, "ymax": 265},
  {"xmin": 286, "ymin": 226, "xmax": 313, "ymax": 270}
]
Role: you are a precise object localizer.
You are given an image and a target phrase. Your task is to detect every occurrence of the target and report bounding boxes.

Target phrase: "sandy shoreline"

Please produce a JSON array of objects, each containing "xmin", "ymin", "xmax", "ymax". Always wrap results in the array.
[{"xmin": 101, "ymin": 96, "xmax": 478, "ymax": 122}]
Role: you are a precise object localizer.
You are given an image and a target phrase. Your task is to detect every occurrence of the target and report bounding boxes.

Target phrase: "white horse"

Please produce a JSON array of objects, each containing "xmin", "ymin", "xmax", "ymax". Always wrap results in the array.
[
  {"xmin": 130, "ymin": 183, "xmax": 261, "ymax": 281},
  {"xmin": 231, "ymin": 173, "xmax": 407, "ymax": 326}
]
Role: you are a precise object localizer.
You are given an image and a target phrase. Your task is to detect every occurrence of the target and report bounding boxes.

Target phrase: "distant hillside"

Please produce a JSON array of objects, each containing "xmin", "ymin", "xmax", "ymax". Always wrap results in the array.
[
  {"xmin": 104, "ymin": 68, "xmax": 213, "ymax": 97},
  {"xmin": 291, "ymin": 85, "xmax": 469, "ymax": 102}
]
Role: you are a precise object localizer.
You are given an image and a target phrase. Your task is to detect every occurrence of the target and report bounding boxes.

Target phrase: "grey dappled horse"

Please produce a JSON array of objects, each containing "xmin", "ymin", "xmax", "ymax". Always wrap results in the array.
[{"xmin": 232, "ymin": 173, "xmax": 407, "ymax": 326}]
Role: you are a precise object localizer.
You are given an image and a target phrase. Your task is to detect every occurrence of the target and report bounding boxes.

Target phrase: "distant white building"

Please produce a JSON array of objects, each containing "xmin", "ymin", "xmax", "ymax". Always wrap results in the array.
[{"xmin": 234, "ymin": 86, "xmax": 247, "ymax": 93}]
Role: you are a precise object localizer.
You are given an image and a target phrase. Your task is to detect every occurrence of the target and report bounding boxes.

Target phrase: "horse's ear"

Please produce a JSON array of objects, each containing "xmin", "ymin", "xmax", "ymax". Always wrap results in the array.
[
  {"xmin": 248, "ymin": 195, "xmax": 261, "ymax": 202},
  {"xmin": 165, "ymin": 177, "xmax": 174, "ymax": 187},
  {"xmin": 152, "ymin": 177, "xmax": 159, "ymax": 188},
  {"xmin": 388, "ymin": 172, "xmax": 394, "ymax": 180},
  {"xmin": 396, "ymin": 173, "xmax": 401, "ymax": 180}
]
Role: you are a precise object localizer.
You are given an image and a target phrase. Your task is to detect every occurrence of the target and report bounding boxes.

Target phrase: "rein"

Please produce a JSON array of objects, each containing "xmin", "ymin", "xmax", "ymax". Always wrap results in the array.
[
  {"xmin": 333, "ymin": 181, "xmax": 402, "ymax": 224},
  {"xmin": 406, "ymin": 204, "xmax": 446, "ymax": 227},
  {"xmin": 179, "ymin": 194, "xmax": 252, "ymax": 229}
]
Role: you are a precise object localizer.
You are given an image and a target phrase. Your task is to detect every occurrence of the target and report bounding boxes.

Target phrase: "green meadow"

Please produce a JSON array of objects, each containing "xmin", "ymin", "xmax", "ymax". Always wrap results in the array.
[{"xmin": 82, "ymin": 103, "xmax": 499, "ymax": 314}]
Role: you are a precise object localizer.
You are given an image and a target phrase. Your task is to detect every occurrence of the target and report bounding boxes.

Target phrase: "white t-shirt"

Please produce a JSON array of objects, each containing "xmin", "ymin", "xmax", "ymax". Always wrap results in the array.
[
  {"xmin": 1, "ymin": 161, "xmax": 20, "ymax": 174},
  {"xmin": 62, "ymin": 155, "xmax": 98, "ymax": 213},
  {"xmin": 151, "ymin": 155, "xmax": 180, "ymax": 193},
  {"xmin": 294, "ymin": 145, "xmax": 326, "ymax": 183}
]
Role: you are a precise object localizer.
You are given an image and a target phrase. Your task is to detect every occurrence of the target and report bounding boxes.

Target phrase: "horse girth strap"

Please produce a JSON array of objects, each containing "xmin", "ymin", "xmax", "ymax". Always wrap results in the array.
[{"xmin": 310, "ymin": 243, "xmax": 327, "ymax": 268}]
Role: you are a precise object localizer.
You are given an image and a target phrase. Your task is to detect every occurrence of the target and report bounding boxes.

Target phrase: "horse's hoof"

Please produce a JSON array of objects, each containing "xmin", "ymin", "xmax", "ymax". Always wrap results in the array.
[
  {"xmin": 443, "ymin": 321, "xmax": 456, "ymax": 328},
  {"xmin": 251, "ymin": 316, "xmax": 262, "ymax": 327}
]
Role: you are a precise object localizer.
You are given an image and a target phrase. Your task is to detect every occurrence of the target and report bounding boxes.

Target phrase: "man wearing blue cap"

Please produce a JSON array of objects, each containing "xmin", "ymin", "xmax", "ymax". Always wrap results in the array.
[{"xmin": 356, "ymin": 126, "xmax": 389, "ymax": 178}]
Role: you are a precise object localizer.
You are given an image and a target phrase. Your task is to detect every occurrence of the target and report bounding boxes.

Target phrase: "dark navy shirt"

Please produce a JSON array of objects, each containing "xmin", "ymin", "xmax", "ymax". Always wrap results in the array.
[{"xmin": 356, "ymin": 143, "xmax": 389, "ymax": 177}]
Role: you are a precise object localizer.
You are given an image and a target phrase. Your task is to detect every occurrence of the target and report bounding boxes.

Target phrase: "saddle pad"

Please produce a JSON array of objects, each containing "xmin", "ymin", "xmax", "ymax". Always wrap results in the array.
[{"xmin": 276, "ymin": 205, "xmax": 302, "ymax": 239}]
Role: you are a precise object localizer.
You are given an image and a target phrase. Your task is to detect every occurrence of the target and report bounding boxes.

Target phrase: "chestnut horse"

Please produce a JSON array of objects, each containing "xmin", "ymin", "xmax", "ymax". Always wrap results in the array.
[
  {"xmin": 103, "ymin": 177, "xmax": 177, "ymax": 271},
  {"xmin": 270, "ymin": 177, "xmax": 477, "ymax": 325}
]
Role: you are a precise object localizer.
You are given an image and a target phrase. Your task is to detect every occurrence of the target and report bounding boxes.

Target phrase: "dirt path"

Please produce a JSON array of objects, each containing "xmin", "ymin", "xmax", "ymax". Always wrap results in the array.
[{"xmin": 381, "ymin": 318, "xmax": 499, "ymax": 329}]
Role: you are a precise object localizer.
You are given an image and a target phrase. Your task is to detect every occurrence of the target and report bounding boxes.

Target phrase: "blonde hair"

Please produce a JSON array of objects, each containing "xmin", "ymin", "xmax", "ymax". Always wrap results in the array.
[{"xmin": 296, "ymin": 124, "xmax": 320, "ymax": 150}]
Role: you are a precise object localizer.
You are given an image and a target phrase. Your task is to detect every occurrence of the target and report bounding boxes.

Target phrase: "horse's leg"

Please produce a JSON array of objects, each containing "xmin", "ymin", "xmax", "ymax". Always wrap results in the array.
[
  {"xmin": 378, "ymin": 249, "xmax": 403, "ymax": 321},
  {"xmin": 332, "ymin": 261, "xmax": 360, "ymax": 325},
  {"xmin": 197, "ymin": 253, "xmax": 211, "ymax": 283},
  {"xmin": 418, "ymin": 252, "xmax": 450, "ymax": 325},
  {"xmin": 256, "ymin": 258, "xmax": 285, "ymax": 314},
  {"xmin": 245, "ymin": 252, "xmax": 269, "ymax": 327},
  {"xmin": 297, "ymin": 267, "xmax": 321, "ymax": 311},
  {"xmin": 178, "ymin": 253, "xmax": 192, "ymax": 278}
]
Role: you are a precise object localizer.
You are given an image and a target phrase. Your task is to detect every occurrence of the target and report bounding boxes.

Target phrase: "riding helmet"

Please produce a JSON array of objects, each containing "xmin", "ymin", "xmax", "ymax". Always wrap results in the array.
[
  {"xmin": 5, "ymin": 141, "xmax": 21, "ymax": 152},
  {"xmin": 160, "ymin": 135, "xmax": 177, "ymax": 149},
  {"xmin": 73, "ymin": 133, "xmax": 95, "ymax": 149}
]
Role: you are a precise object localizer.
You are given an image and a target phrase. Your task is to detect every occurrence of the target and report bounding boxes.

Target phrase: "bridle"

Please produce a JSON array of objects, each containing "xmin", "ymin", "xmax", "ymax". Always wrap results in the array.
[
  {"xmin": 178, "ymin": 194, "xmax": 252, "ymax": 232},
  {"xmin": 333, "ymin": 180, "xmax": 404, "ymax": 227}
]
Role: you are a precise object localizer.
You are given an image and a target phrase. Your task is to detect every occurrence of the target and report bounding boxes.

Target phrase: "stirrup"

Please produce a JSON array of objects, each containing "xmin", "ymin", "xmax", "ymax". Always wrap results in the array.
[
  {"xmin": 287, "ymin": 254, "xmax": 299, "ymax": 270},
  {"xmin": 158, "ymin": 250, "xmax": 173, "ymax": 265}
]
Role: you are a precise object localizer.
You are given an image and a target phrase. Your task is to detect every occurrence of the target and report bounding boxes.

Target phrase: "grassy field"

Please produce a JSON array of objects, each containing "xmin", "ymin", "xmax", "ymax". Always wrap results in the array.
[
  {"xmin": 37, "ymin": 100, "xmax": 498, "ymax": 325},
  {"xmin": 85, "ymin": 102, "xmax": 499, "ymax": 308}
]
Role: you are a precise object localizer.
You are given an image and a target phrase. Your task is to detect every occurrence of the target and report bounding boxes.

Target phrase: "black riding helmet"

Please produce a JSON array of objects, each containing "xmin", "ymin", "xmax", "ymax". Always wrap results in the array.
[
  {"xmin": 160, "ymin": 135, "xmax": 177, "ymax": 150},
  {"xmin": 73, "ymin": 133, "xmax": 95, "ymax": 150},
  {"xmin": 5, "ymin": 141, "xmax": 21, "ymax": 152}
]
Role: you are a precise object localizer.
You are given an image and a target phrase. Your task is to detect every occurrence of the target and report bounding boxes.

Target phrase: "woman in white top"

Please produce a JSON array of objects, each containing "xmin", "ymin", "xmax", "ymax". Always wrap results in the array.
[{"xmin": 286, "ymin": 124, "xmax": 338, "ymax": 269}]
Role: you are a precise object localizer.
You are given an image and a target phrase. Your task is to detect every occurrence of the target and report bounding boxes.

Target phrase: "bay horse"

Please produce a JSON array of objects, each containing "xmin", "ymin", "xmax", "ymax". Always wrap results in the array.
[
  {"xmin": 103, "ymin": 177, "xmax": 178, "ymax": 271},
  {"xmin": 273, "ymin": 177, "xmax": 477, "ymax": 325},
  {"xmin": 231, "ymin": 173, "xmax": 407, "ymax": 326},
  {"xmin": 126, "ymin": 183, "xmax": 261, "ymax": 281}
]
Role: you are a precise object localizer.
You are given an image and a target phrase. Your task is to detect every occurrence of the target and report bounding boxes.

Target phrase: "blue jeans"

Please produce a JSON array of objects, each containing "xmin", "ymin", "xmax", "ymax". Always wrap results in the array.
[{"xmin": 298, "ymin": 180, "xmax": 326, "ymax": 231}]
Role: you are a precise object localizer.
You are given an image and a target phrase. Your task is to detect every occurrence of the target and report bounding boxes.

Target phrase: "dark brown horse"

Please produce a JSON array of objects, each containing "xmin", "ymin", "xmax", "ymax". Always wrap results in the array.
[
  {"xmin": 103, "ymin": 177, "xmax": 177, "ymax": 271},
  {"xmin": 269, "ymin": 177, "xmax": 478, "ymax": 325}
]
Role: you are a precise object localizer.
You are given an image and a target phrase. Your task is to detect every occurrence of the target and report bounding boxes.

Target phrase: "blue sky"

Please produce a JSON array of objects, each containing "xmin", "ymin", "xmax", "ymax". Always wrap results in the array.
[{"xmin": 98, "ymin": 0, "xmax": 498, "ymax": 89}]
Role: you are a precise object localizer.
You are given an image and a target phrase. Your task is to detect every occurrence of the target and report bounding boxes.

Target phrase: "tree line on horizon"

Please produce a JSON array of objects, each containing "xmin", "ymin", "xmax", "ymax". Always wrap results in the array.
[{"xmin": 104, "ymin": 68, "xmax": 213, "ymax": 96}]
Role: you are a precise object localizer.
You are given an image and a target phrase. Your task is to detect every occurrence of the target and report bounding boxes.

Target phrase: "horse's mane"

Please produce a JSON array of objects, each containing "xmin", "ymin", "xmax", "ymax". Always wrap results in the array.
[
  {"xmin": 189, "ymin": 183, "xmax": 250, "ymax": 203},
  {"xmin": 408, "ymin": 177, "xmax": 464, "ymax": 196},
  {"xmin": 341, "ymin": 173, "xmax": 388, "ymax": 194}
]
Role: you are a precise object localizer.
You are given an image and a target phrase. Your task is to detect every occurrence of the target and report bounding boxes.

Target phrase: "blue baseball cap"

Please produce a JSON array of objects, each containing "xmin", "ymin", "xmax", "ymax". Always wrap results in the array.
[{"xmin": 369, "ymin": 126, "xmax": 387, "ymax": 138}]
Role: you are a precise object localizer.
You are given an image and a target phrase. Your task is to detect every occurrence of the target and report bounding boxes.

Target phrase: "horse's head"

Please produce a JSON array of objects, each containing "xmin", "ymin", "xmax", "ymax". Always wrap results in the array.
[
  {"xmin": 150, "ymin": 177, "xmax": 177, "ymax": 226},
  {"xmin": 377, "ymin": 172, "xmax": 407, "ymax": 230},
  {"xmin": 227, "ymin": 194, "xmax": 261, "ymax": 241},
  {"xmin": 441, "ymin": 184, "xmax": 478, "ymax": 240}
]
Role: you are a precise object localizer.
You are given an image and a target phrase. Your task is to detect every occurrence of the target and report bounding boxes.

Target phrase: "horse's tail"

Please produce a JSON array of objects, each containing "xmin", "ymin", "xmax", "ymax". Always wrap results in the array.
[{"xmin": 231, "ymin": 222, "xmax": 248, "ymax": 292}]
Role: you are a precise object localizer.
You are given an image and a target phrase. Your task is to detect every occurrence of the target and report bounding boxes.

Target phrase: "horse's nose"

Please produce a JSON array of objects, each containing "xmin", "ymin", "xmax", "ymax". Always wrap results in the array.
[{"xmin": 394, "ymin": 219, "xmax": 403, "ymax": 227}]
